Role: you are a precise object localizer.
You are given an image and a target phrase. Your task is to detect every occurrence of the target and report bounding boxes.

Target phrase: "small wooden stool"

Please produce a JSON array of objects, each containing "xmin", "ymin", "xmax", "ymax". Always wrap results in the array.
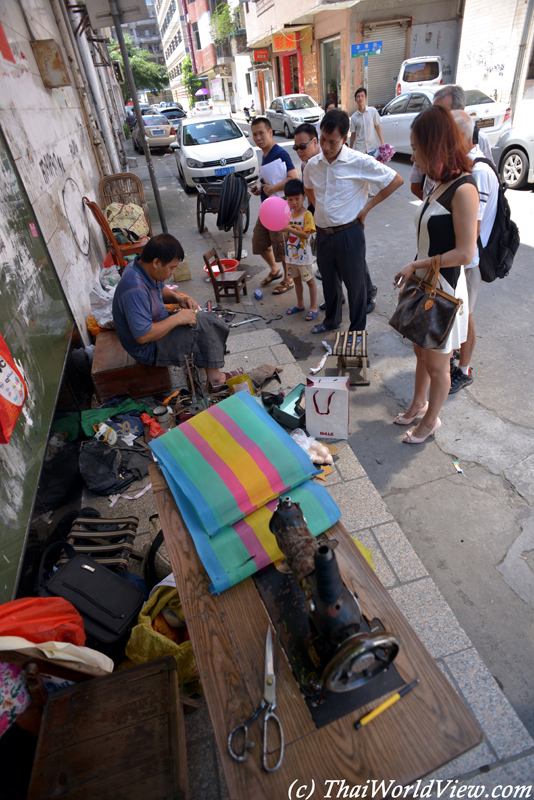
[
  {"xmin": 333, "ymin": 330, "xmax": 370, "ymax": 385},
  {"xmin": 203, "ymin": 247, "xmax": 247, "ymax": 304},
  {"xmin": 92, "ymin": 331, "xmax": 172, "ymax": 402}
]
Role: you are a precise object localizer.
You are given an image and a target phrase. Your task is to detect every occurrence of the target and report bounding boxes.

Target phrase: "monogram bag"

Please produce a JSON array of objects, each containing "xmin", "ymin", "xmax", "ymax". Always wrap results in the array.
[{"xmin": 388, "ymin": 254, "xmax": 463, "ymax": 349}]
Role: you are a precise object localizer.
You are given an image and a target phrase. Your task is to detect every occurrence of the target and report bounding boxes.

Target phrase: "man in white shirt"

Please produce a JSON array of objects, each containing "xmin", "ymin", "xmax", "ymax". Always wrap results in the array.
[
  {"xmin": 304, "ymin": 109, "xmax": 403, "ymax": 334},
  {"xmin": 410, "ymin": 84, "xmax": 493, "ymax": 199},
  {"xmin": 449, "ymin": 110, "xmax": 499, "ymax": 393},
  {"xmin": 349, "ymin": 88, "xmax": 384, "ymax": 156}
]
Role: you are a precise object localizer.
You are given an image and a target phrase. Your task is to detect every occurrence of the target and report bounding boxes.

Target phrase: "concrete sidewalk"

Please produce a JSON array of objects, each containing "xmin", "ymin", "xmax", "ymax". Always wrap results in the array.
[{"xmin": 124, "ymin": 142, "xmax": 534, "ymax": 794}]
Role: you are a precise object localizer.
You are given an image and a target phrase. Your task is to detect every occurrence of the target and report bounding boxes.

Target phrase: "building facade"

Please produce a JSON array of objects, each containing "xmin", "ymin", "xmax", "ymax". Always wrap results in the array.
[{"xmin": 155, "ymin": 0, "xmax": 190, "ymax": 106}]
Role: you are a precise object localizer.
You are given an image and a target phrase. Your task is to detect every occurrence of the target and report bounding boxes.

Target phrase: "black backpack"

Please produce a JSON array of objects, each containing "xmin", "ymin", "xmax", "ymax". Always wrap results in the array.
[{"xmin": 474, "ymin": 157, "xmax": 520, "ymax": 282}]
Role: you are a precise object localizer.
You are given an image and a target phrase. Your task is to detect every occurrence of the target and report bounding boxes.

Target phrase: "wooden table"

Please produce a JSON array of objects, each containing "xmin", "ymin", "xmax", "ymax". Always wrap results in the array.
[{"xmin": 150, "ymin": 464, "xmax": 482, "ymax": 799}]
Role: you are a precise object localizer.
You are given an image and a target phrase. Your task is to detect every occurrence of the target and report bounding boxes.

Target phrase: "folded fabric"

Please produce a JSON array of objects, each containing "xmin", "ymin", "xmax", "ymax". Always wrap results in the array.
[
  {"xmin": 0, "ymin": 636, "xmax": 114, "ymax": 673},
  {"xmin": 150, "ymin": 393, "xmax": 318, "ymax": 538},
  {"xmin": 158, "ymin": 461, "xmax": 340, "ymax": 593}
]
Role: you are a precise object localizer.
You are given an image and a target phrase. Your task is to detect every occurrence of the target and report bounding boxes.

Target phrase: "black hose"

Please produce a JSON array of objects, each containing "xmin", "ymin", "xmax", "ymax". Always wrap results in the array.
[{"xmin": 216, "ymin": 173, "xmax": 247, "ymax": 232}]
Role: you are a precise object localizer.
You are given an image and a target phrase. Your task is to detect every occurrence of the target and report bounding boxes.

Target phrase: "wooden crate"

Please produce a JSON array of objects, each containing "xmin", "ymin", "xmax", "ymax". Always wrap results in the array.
[
  {"xmin": 28, "ymin": 657, "xmax": 188, "ymax": 800},
  {"xmin": 92, "ymin": 330, "xmax": 171, "ymax": 402}
]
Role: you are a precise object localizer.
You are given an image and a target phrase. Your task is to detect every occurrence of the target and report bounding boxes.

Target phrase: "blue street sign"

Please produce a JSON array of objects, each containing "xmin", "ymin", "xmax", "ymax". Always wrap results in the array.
[{"xmin": 351, "ymin": 41, "xmax": 383, "ymax": 57}]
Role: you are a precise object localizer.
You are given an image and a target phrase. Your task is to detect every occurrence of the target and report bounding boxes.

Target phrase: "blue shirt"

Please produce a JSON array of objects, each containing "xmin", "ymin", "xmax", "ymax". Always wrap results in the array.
[
  {"xmin": 112, "ymin": 257, "xmax": 168, "ymax": 365},
  {"xmin": 260, "ymin": 144, "xmax": 295, "ymax": 202}
]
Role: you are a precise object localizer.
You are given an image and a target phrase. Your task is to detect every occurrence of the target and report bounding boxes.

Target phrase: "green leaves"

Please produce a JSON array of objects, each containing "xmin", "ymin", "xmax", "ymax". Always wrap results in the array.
[{"xmin": 108, "ymin": 35, "xmax": 169, "ymax": 102}]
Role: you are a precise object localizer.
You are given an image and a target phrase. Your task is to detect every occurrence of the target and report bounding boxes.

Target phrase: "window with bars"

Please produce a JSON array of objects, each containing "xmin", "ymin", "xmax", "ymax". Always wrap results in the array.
[{"xmin": 161, "ymin": 0, "xmax": 177, "ymax": 36}]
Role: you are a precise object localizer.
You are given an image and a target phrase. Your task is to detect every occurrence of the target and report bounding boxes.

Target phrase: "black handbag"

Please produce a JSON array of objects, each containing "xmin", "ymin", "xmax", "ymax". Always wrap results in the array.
[
  {"xmin": 38, "ymin": 541, "xmax": 145, "ymax": 662},
  {"xmin": 389, "ymin": 254, "xmax": 464, "ymax": 349}
]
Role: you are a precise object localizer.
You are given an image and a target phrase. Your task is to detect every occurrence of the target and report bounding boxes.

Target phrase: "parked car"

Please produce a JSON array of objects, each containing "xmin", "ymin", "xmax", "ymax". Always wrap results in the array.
[
  {"xmin": 492, "ymin": 125, "xmax": 534, "ymax": 189},
  {"xmin": 378, "ymin": 87, "xmax": 511, "ymax": 153},
  {"xmin": 159, "ymin": 106, "xmax": 187, "ymax": 122},
  {"xmin": 396, "ymin": 56, "xmax": 443, "ymax": 96},
  {"xmin": 170, "ymin": 115, "xmax": 258, "ymax": 191},
  {"xmin": 192, "ymin": 100, "xmax": 214, "ymax": 115},
  {"xmin": 265, "ymin": 94, "xmax": 324, "ymax": 138},
  {"xmin": 132, "ymin": 114, "xmax": 176, "ymax": 152}
]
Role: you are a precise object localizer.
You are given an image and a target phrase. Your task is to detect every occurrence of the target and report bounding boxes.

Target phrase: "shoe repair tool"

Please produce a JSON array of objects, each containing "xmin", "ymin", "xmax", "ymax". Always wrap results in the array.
[
  {"xmin": 354, "ymin": 679, "xmax": 419, "ymax": 730},
  {"xmin": 228, "ymin": 626, "xmax": 284, "ymax": 772},
  {"xmin": 265, "ymin": 315, "xmax": 283, "ymax": 324},
  {"xmin": 230, "ymin": 317, "xmax": 261, "ymax": 328},
  {"xmin": 269, "ymin": 497, "xmax": 400, "ymax": 693},
  {"xmin": 184, "ymin": 354, "xmax": 208, "ymax": 415}
]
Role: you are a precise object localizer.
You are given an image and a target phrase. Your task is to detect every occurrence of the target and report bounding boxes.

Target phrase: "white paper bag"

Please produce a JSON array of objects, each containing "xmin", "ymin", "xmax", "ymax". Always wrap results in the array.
[{"xmin": 305, "ymin": 377, "xmax": 349, "ymax": 440}]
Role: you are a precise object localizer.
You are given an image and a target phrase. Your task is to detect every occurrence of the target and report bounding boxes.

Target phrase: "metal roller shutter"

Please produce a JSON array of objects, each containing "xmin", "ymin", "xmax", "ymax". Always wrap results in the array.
[{"xmin": 362, "ymin": 20, "xmax": 410, "ymax": 106}]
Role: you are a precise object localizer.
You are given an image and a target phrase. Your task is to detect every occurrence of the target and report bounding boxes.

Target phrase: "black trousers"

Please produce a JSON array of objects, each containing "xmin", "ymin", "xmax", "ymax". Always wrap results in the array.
[{"xmin": 317, "ymin": 221, "xmax": 369, "ymax": 331}]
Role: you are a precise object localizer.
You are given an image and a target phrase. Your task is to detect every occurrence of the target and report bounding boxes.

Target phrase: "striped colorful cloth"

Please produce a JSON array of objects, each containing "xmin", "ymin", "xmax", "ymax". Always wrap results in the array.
[
  {"xmin": 150, "ymin": 393, "xmax": 319, "ymax": 538},
  {"xmin": 150, "ymin": 393, "xmax": 341, "ymax": 593}
]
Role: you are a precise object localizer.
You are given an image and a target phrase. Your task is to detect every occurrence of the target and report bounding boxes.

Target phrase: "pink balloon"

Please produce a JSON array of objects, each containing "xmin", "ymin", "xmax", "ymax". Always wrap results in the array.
[{"xmin": 258, "ymin": 196, "xmax": 291, "ymax": 231}]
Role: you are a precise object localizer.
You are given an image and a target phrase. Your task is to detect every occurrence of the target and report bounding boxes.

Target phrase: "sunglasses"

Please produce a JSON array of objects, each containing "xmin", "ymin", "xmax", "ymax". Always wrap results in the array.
[{"xmin": 292, "ymin": 138, "xmax": 317, "ymax": 152}]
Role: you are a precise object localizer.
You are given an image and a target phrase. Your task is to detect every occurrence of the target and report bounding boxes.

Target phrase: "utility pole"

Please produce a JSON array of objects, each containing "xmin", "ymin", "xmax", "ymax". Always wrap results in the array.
[{"xmin": 108, "ymin": 0, "xmax": 168, "ymax": 232}]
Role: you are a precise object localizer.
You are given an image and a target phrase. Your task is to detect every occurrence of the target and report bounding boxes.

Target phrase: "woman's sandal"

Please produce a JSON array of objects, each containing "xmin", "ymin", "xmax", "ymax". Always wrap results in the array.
[
  {"xmin": 272, "ymin": 280, "xmax": 294, "ymax": 295},
  {"xmin": 402, "ymin": 418, "xmax": 441, "ymax": 444},
  {"xmin": 261, "ymin": 271, "xmax": 283, "ymax": 287},
  {"xmin": 393, "ymin": 403, "xmax": 429, "ymax": 426},
  {"xmin": 286, "ymin": 306, "xmax": 305, "ymax": 315}
]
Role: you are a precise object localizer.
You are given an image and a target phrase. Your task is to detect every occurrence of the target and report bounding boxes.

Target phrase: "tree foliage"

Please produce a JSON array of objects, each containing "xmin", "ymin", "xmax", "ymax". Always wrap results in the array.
[
  {"xmin": 182, "ymin": 55, "xmax": 202, "ymax": 109},
  {"xmin": 209, "ymin": 3, "xmax": 237, "ymax": 45},
  {"xmin": 108, "ymin": 35, "xmax": 168, "ymax": 102}
]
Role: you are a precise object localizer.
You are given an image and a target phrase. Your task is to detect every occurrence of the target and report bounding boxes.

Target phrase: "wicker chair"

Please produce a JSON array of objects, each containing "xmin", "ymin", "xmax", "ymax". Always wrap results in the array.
[
  {"xmin": 98, "ymin": 172, "xmax": 154, "ymax": 237},
  {"xmin": 83, "ymin": 196, "xmax": 148, "ymax": 270}
]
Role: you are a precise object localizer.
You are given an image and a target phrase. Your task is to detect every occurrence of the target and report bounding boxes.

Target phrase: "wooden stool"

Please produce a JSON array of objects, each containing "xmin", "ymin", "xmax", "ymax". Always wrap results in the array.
[
  {"xmin": 28, "ymin": 657, "xmax": 189, "ymax": 800},
  {"xmin": 203, "ymin": 247, "xmax": 247, "ymax": 304},
  {"xmin": 92, "ymin": 331, "xmax": 171, "ymax": 402},
  {"xmin": 333, "ymin": 330, "xmax": 370, "ymax": 386}
]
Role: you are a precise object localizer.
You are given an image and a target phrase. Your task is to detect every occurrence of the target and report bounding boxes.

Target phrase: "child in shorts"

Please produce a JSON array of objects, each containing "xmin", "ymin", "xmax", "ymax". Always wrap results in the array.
[{"xmin": 283, "ymin": 179, "xmax": 318, "ymax": 321}]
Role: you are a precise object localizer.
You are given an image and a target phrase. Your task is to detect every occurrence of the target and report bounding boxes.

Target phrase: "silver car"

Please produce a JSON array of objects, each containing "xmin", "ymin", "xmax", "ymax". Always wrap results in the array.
[
  {"xmin": 492, "ymin": 125, "xmax": 534, "ymax": 190},
  {"xmin": 265, "ymin": 94, "xmax": 324, "ymax": 139},
  {"xmin": 132, "ymin": 114, "xmax": 177, "ymax": 152}
]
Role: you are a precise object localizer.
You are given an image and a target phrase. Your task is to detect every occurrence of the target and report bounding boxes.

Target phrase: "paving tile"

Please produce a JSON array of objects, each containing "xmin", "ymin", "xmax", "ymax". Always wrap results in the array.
[
  {"xmin": 333, "ymin": 440, "xmax": 367, "ymax": 480},
  {"xmin": 445, "ymin": 649, "xmax": 534, "ymax": 760},
  {"xmin": 351, "ymin": 529, "xmax": 396, "ymax": 588},
  {"xmin": 269, "ymin": 342, "xmax": 296, "ymax": 363},
  {"xmin": 227, "ymin": 328, "xmax": 282, "ymax": 353},
  {"xmin": 223, "ymin": 346, "xmax": 275, "ymax": 373},
  {"xmin": 275, "ymin": 361, "xmax": 307, "ymax": 394},
  {"xmin": 312, "ymin": 464, "xmax": 343, "ymax": 487},
  {"xmin": 328, "ymin": 477, "xmax": 393, "ymax": 532},
  {"xmin": 423, "ymin": 740, "xmax": 495, "ymax": 781},
  {"xmin": 458, "ymin": 754, "xmax": 534, "ymax": 787},
  {"xmin": 389, "ymin": 579, "xmax": 472, "ymax": 658},
  {"xmin": 372, "ymin": 520, "xmax": 428, "ymax": 583}
]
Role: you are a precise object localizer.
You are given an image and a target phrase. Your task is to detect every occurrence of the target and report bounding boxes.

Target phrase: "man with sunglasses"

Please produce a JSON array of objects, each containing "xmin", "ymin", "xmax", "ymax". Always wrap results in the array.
[{"xmin": 303, "ymin": 109, "xmax": 403, "ymax": 336}]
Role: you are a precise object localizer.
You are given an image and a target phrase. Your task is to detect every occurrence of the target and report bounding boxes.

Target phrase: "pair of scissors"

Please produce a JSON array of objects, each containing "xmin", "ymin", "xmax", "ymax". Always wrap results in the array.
[{"xmin": 228, "ymin": 627, "xmax": 284, "ymax": 772}]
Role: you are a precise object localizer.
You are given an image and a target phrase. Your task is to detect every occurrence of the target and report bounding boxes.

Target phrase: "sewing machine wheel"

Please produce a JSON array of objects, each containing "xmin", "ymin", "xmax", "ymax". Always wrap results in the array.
[{"xmin": 322, "ymin": 632, "xmax": 400, "ymax": 693}]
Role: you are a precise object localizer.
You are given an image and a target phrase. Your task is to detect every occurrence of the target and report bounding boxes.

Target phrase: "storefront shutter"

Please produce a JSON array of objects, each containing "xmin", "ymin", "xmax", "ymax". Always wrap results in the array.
[{"xmin": 362, "ymin": 20, "xmax": 410, "ymax": 107}]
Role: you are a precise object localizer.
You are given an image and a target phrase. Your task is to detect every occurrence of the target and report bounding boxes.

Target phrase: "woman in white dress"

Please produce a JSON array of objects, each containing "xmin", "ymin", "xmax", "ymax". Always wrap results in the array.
[{"xmin": 393, "ymin": 106, "xmax": 479, "ymax": 444}]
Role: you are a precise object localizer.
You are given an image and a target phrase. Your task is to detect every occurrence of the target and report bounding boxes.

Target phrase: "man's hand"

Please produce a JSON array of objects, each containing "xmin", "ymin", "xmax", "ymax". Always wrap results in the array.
[
  {"xmin": 172, "ymin": 308, "xmax": 197, "ymax": 327},
  {"xmin": 176, "ymin": 294, "xmax": 197, "ymax": 310},
  {"xmin": 355, "ymin": 206, "xmax": 369, "ymax": 229},
  {"xmin": 263, "ymin": 184, "xmax": 275, "ymax": 197},
  {"xmin": 250, "ymin": 185, "xmax": 261, "ymax": 196}
]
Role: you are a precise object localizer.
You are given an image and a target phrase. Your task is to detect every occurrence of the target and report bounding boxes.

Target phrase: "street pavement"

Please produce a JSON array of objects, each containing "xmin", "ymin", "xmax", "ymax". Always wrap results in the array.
[{"xmin": 125, "ymin": 131, "xmax": 534, "ymax": 746}]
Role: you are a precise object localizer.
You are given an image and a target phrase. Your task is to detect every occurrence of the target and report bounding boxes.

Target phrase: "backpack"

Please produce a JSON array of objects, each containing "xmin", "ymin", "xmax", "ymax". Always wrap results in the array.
[
  {"xmin": 474, "ymin": 157, "xmax": 520, "ymax": 282},
  {"xmin": 105, "ymin": 202, "xmax": 150, "ymax": 243}
]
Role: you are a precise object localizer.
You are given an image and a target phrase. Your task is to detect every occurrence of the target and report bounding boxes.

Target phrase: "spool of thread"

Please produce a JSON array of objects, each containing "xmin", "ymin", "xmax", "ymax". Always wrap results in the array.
[{"xmin": 153, "ymin": 405, "xmax": 171, "ymax": 428}]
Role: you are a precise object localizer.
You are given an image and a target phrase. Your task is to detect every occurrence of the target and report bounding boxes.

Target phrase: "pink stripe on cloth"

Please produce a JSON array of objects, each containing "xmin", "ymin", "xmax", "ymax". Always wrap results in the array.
[
  {"xmin": 210, "ymin": 406, "xmax": 285, "ymax": 495},
  {"xmin": 231, "ymin": 498, "xmax": 280, "ymax": 571},
  {"xmin": 181, "ymin": 425, "xmax": 252, "ymax": 517}
]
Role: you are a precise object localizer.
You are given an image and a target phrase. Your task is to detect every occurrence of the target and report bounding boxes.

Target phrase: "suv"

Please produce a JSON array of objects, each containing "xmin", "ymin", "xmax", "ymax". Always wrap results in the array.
[{"xmin": 396, "ymin": 56, "xmax": 442, "ymax": 97}]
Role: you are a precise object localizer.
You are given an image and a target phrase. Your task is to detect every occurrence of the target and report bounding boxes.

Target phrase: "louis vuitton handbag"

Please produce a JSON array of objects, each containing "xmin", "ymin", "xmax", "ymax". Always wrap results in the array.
[{"xmin": 389, "ymin": 254, "xmax": 463, "ymax": 349}]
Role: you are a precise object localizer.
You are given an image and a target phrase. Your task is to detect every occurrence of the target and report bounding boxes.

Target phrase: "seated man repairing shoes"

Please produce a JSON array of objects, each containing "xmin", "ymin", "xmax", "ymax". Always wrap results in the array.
[{"xmin": 112, "ymin": 234, "xmax": 231, "ymax": 392}]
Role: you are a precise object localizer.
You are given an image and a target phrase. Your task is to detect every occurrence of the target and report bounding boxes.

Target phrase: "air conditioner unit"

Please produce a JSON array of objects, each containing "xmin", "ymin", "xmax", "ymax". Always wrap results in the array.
[{"xmin": 113, "ymin": 61, "xmax": 125, "ymax": 84}]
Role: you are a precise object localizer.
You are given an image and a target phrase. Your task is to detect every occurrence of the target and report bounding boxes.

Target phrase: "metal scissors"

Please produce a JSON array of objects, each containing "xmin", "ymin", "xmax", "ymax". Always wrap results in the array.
[{"xmin": 228, "ymin": 626, "xmax": 284, "ymax": 772}]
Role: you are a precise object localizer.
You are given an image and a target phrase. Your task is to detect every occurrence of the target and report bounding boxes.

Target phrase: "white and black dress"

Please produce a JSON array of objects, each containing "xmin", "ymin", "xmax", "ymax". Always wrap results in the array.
[{"xmin": 414, "ymin": 175, "xmax": 477, "ymax": 352}]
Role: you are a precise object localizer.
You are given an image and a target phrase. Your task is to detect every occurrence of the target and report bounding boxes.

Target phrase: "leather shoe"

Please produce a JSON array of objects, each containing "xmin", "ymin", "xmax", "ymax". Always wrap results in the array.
[
  {"xmin": 367, "ymin": 298, "xmax": 376, "ymax": 314},
  {"xmin": 319, "ymin": 297, "xmax": 345, "ymax": 311},
  {"xmin": 369, "ymin": 284, "xmax": 378, "ymax": 299}
]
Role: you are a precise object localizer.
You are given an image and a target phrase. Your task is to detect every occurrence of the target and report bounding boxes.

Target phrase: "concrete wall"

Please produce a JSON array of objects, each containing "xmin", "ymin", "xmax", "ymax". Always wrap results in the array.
[
  {"xmin": 0, "ymin": 3, "xmax": 106, "ymax": 344},
  {"xmin": 456, "ymin": 0, "xmax": 529, "ymax": 102}
]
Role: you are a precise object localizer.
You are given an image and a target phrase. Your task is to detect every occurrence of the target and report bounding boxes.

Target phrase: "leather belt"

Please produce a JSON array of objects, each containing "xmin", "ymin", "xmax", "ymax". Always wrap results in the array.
[{"xmin": 316, "ymin": 218, "xmax": 361, "ymax": 235}]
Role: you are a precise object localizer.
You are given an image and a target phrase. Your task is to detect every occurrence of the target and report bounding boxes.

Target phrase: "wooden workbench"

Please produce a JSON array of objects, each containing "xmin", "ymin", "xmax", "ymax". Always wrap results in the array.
[{"xmin": 150, "ymin": 464, "xmax": 482, "ymax": 799}]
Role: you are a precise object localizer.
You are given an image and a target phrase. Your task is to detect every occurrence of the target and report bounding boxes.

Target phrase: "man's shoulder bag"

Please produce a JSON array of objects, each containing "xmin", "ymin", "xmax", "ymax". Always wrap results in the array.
[
  {"xmin": 388, "ymin": 254, "xmax": 464, "ymax": 349},
  {"xmin": 38, "ymin": 541, "xmax": 144, "ymax": 662}
]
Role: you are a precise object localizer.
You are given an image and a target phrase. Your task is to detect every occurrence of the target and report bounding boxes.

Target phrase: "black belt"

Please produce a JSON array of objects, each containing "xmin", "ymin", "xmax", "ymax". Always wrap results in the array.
[{"xmin": 316, "ymin": 218, "xmax": 361, "ymax": 235}]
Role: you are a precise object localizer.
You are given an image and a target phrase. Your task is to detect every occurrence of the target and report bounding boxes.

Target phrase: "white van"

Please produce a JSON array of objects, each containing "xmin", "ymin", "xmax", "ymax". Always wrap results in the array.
[{"xmin": 396, "ymin": 56, "xmax": 443, "ymax": 97}]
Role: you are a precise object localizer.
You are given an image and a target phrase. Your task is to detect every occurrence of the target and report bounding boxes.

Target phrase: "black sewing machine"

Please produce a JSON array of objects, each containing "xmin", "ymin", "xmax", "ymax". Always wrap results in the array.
[{"xmin": 258, "ymin": 495, "xmax": 400, "ymax": 721}]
